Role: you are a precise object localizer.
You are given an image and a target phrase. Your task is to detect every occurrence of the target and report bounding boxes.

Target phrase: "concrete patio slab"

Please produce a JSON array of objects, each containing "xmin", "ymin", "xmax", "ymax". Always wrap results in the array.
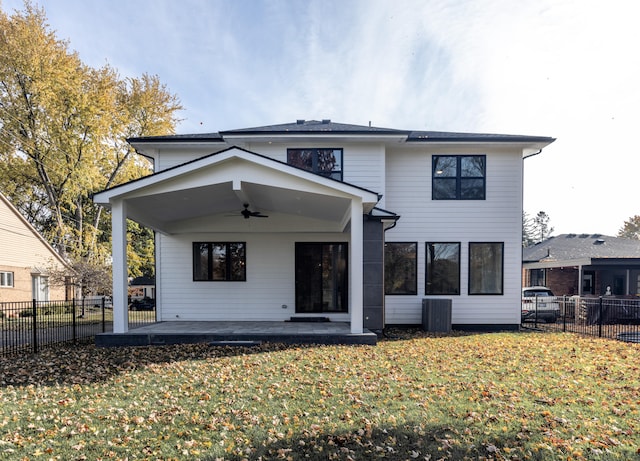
[{"xmin": 95, "ymin": 321, "xmax": 378, "ymax": 347}]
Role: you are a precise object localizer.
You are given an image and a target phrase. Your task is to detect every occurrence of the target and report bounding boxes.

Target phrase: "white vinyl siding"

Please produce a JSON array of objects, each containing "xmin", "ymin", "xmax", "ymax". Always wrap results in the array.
[
  {"xmin": 156, "ymin": 147, "xmax": 227, "ymax": 171},
  {"xmin": 246, "ymin": 143, "xmax": 386, "ymax": 206},
  {"xmin": 157, "ymin": 232, "xmax": 350, "ymax": 322},
  {"xmin": 384, "ymin": 146, "xmax": 523, "ymax": 325},
  {"xmin": 146, "ymin": 139, "xmax": 527, "ymax": 328}
]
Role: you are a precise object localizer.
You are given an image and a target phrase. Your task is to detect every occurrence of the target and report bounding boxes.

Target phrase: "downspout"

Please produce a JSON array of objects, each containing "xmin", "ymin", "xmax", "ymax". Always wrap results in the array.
[{"xmin": 523, "ymin": 148, "xmax": 543, "ymax": 159}]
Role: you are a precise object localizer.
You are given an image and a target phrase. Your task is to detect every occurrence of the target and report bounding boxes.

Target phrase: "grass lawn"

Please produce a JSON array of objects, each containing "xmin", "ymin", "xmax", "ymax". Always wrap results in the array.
[{"xmin": 0, "ymin": 330, "xmax": 639, "ymax": 460}]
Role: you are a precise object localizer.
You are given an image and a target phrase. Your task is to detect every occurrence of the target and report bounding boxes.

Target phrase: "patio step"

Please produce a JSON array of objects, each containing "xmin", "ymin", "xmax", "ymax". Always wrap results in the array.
[
  {"xmin": 287, "ymin": 316, "xmax": 330, "ymax": 322},
  {"xmin": 209, "ymin": 340, "xmax": 263, "ymax": 347}
]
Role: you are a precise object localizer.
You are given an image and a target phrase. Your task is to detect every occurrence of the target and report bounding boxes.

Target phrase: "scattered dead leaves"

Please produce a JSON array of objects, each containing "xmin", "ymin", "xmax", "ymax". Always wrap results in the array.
[{"xmin": 0, "ymin": 331, "xmax": 639, "ymax": 460}]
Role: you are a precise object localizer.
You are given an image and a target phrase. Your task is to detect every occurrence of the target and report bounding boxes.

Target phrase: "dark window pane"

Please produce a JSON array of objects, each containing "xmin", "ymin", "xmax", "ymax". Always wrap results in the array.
[
  {"xmin": 230, "ymin": 243, "xmax": 246, "ymax": 281},
  {"xmin": 433, "ymin": 178, "xmax": 457, "ymax": 199},
  {"xmin": 426, "ymin": 243, "xmax": 460, "ymax": 295},
  {"xmin": 469, "ymin": 242, "xmax": 504, "ymax": 295},
  {"xmin": 212, "ymin": 244, "xmax": 227, "ymax": 280},
  {"xmin": 433, "ymin": 156, "xmax": 457, "ymax": 177},
  {"xmin": 193, "ymin": 243, "xmax": 209, "ymax": 281},
  {"xmin": 460, "ymin": 178, "xmax": 485, "ymax": 199},
  {"xmin": 385, "ymin": 242, "xmax": 417, "ymax": 295},
  {"xmin": 461, "ymin": 156, "xmax": 484, "ymax": 177},
  {"xmin": 316, "ymin": 149, "xmax": 339, "ymax": 177},
  {"xmin": 287, "ymin": 150, "xmax": 313, "ymax": 170}
]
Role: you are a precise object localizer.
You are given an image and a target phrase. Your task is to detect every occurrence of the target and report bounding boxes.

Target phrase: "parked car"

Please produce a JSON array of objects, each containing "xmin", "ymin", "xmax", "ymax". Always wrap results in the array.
[
  {"xmin": 522, "ymin": 287, "xmax": 560, "ymax": 323},
  {"xmin": 128, "ymin": 298, "xmax": 155, "ymax": 311}
]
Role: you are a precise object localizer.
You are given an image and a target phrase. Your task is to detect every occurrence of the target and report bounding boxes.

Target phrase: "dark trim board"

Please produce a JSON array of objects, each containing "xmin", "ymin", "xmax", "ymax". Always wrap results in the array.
[
  {"xmin": 452, "ymin": 323, "xmax": 519, "ymax": 332},
  {"xmin": 385, "ymin": 323, "xmax": 520, "ymax": 333},
  {"xmin": 96, "ymin": 332, "xmax": 377, "ymax": 347}
]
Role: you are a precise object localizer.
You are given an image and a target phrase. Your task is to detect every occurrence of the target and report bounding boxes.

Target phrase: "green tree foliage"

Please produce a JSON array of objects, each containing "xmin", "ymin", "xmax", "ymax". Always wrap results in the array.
[
  {"xmin": 0, "ymin": 2, "xmax": 182, "ymax": 280},
  {"xmin": 618, "ymin": 215, "xmax": 640, "ymax": 240}
]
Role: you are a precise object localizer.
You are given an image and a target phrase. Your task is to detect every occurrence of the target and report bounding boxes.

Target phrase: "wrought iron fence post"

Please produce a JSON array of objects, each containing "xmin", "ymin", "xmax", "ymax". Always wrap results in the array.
[
  {"xmin": 102, "ymin": 296, "xmax": 106, "ymax": 333},
  {"xmin": 534, "ymin": 295, "xmax": 538, "ymax": 328},
  {"xmin": 72, "ymin": 298, "xmax": 77, "ymax": 343},
  {"xmin": 598, "ymin": 296, "xmax": 603, "ymax": 338},
  {"xmin": 562, "ymin": 296, "xmax": 567, "ymax": 332},
  {"xmin": 32, "ymin": 299, "xmax": 37, "ymax": 354}
]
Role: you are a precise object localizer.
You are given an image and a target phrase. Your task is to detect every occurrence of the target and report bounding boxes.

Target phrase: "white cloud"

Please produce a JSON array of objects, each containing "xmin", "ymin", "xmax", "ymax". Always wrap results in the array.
[{"xmin": 2, "ymin": 0, "xmax": 639, "ymax": 234}]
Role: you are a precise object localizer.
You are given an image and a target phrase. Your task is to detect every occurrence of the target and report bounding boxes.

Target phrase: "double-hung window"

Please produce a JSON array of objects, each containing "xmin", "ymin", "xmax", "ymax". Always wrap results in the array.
[
  {"xmin": 425, "ymin": 243, "xmax": 460, "ymax": 295},
  {"xmin": 0, "ymin": 271, "xmax": 14, "ymax": 287},
  {"xmin": 193, "ymin": 242, "xmax": 246, "ymax": 281},
  {"xmin": 287, "ymin": 148, "xmax": 343, "ymax": 180},
  {"xmin": 432, "ymin": 155, "xmax": 486, "ymax": 199}
]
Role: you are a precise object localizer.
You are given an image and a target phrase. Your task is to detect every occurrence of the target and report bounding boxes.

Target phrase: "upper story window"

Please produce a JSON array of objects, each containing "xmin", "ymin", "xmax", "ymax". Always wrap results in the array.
[
  {"xmin": 287, "ymin": 148, "xmax": 343, "ymax": 180},
  {"xmin": 432, "ymin": 155, "xmax": 486, "ymax": 200},
  {"xmin": 0, "ymin": 271, "xmax": 14, "ymax": 287}
]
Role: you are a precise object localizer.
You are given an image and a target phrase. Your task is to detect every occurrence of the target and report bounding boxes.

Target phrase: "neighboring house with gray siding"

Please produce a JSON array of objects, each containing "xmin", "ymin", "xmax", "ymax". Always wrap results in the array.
[
  {"xmin": 93, "ymin": 120, "xmax": 554, "ymax": 335},
  {"xmin": 523, "ymin": 233, "xmax": 640, "ymax": 297}
]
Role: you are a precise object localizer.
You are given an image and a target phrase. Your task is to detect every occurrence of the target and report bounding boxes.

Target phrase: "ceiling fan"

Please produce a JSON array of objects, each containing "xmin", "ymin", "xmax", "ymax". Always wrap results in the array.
[{"xmin": 240, "ymin": 203, "xmax": 268, "ymax": 219}]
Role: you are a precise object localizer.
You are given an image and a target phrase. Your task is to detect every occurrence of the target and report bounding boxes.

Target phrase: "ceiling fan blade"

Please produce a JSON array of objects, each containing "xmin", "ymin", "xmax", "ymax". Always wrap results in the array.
[{"xmin": 240, "ymin": 204, "xmax": 268, "ymax": 219}]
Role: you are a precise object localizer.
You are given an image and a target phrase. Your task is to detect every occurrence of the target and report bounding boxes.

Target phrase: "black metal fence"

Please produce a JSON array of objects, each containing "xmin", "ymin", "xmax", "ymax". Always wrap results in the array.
[
  {"xmin": 523, "ymin": 295, "xmax": 640, "ymax": 342},
  {"xmin": 0, "ymin": 297, "xmax": 156, "ymax": 357}
]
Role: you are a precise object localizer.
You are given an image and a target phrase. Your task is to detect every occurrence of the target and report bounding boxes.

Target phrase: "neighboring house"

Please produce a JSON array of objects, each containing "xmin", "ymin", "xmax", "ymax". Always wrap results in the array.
[
  {"xmin": 93, "ymin": 120, "xmax": 554, "ymax": 334},
  {"xmin": 523, "ymin": 233, "xmax": 640, "ymax": 297},
  {"xmin": 129, "ymin": 275, "xmax": 155, "ymax": 300},
  {"xmin": 0, "ymin": 192, "xmax": 70, "ymax": 303}
]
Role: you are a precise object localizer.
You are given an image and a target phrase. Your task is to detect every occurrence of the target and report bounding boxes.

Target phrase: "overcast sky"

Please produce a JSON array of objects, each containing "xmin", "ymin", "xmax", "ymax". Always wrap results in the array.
[{"xmin": 2, "ymin": 0, "xmax": 639, "ymax": 236}]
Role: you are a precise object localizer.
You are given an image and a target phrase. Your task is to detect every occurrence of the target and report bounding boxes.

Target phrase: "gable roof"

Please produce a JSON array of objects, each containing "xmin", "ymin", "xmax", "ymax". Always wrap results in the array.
[
  {"xmin": 0, "ymin": 192, "xmax": 69, "ymax": 268},
  {"xmin": 523, "ymin": 234, "xmax": 640, "ymax": 265},
  {"xmin": 93, "ymin": 146, "xmax": 382, "ymax": 233},
  {"xmin": 93, "ymin": 145, "xmax": 379, "ymax": 200}
]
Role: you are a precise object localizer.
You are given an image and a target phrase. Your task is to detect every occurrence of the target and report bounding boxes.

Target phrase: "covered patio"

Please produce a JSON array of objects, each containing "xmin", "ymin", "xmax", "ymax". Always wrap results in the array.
[
  {"xmin": 95, "ymin": 321, "xmax": 378, "ymax": 346},
  {"xmin": 93, "ymin": 147, "xmax": 384, "ymax": 338}
]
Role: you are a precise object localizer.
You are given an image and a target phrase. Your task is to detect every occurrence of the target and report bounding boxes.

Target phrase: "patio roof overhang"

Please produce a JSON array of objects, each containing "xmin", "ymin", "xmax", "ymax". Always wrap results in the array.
[{"xmin": 92, "ymin": 147, "xmax": 381, "ymax": 234}]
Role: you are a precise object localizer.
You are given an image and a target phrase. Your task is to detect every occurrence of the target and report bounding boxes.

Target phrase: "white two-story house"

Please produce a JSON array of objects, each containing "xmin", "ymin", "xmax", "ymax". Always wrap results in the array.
[{"xmin": 93, "ymin": 120, "xmax": 554, "ymax": 340}]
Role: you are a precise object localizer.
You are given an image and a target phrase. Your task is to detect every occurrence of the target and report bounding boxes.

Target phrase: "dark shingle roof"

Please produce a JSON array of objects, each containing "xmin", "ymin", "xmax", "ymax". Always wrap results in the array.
[
  {"xmin": 407, "ymin": 130, "xmax": 554, "ymax": 143},
  {"xmin": 128, "ymin": 132, "xmax": 224, "ymax": 143},
  {"xmin": 221, "ymin": 119, "xmax": 407, "ymax": 135},
  {"xmin": 523, "ymin": 234, "xmax": 640, "ymax": 263},
  {"xmin": 127, "ymin": 120, "xmax": 555, "ymax": 144}
]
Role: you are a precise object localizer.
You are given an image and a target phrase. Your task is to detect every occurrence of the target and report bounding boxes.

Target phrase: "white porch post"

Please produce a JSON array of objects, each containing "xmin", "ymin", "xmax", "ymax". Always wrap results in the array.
[
  {"xmin": 350, "ymin": 199, "xmax": 364, "ymax": 334},
  {"xmin": 111, "ymin": 199, "xmax": 129, "ymax": 333}
]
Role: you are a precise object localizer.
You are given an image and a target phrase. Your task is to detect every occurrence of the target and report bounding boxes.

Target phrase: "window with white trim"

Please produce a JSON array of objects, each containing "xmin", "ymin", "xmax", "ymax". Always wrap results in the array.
[{"xmin": 0, "ymin": 271, "xmax": 14, "ymax": 287}]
